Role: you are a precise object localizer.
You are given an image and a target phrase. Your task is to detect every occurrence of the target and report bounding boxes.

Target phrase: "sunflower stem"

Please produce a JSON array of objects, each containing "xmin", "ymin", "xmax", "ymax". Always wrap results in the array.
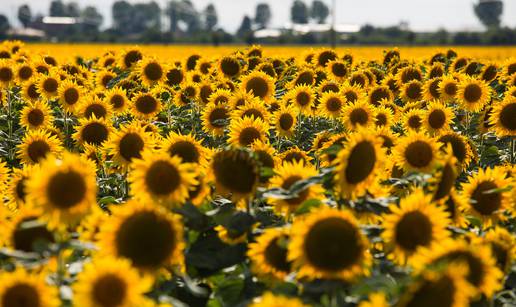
[
  {"xmin": 511, "ymin": 137, "xmax": 515, "ymax": 164},
  {"xmin": 62, "ymin": 110, "xmax": 69, "ymax": 149},
  {"xmin": 6, "ymin": 88, "xmax": 14, "ymax": 162}
]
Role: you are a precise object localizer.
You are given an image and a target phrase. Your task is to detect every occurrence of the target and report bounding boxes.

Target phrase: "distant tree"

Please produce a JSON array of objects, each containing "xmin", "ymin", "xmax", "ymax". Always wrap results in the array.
[
  {"xmin": 310, "ymin": 0, "xmax": 329, "ymax": 24},
  {"xmin": 82, "ymin": 6, "xmax": 103, "ymax": 33},
  {"xmin": 17, "ymin": 5, "xmax": 32, "ymax": 28},
  {"xmin": 254, "ymin": 3, "xmax": 271, "ymax": 29},
  {"xmin": 474, "ymin": 0, "xmax": 503, "ymax": 30},
  {"xmin": 204, "ymin": 3, "xmax": 218, "ymax": 31},
  {"xmin": 359, "ymin": 24, "xmax": 375, "ymax": 36},
  {"xmin": 66, "ymin": 2, "xmax": 81, "ymax": 17},
  {"xmin": 49, "ymin": 0, "xmax": 67, "ymax": 17},
  {"xmin": 132, "ymin": 2, "xmax": 161, "ymax": 33},
  {"xmin": 291, "ymin": 0, "xmax": 309, "ymax": 24},
  {"xmin": 0, "ymin": 14, "xmax": 10, "ymax": 38},
  {"xmin": 112, "ymin": 1, "xmax": 133, "ymax": 34},
  {"xmin": 167, "ymin": 1, "xmax": 179, "ymax": 33},
  {"xmin": 177, "ymin": 0, "xmax": 201, "ymax": 33},
  {"xmin": 237, "ymin": 15, "xmax": 252, "ymax": 37}
]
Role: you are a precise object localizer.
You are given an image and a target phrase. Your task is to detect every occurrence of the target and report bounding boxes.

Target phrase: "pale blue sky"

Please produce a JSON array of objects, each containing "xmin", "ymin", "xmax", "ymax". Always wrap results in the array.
[{"xmin": 2, "ymin": 0, "xmax": 516, "ymax": 32}]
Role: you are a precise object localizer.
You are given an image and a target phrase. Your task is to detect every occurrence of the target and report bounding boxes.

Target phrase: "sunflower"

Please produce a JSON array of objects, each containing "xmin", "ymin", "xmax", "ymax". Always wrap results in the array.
[
  {"xmin": 37, "ymin": 71, "xmax": 60, "ymax": 99},
  {"xmin": 15, "ymin": 62, "xmax": 34, "ymax": 83},
  {"xmin": 26, "ymin": 152, "xmax": 96, "ymax": 228},
  {"xmin": 334, "ymin": 129, "xmax": 385, "ymax": 199},
  {"xmin": 58, "ymin": 80, "xmax": 83, "ymax": 113},
  {"xmin": 457, "ymin": 77, "xmax": 491, "ymax": 112},
  {"xmin": 138, "ymin": 57, "xmax": 166, "ymax": 87},
  {"xmin": 160, "ymin": 132, "xmax": 208, "ymax": 166},
  {"xmin": 382, "ymin": 74, "xmax": 400, "ymax": 95},
  {"xmin": 19, "ymin": 100, "xmax": 53, "ymax": 131},
  {"xmin": 104, "ymin": 87, "xmax": 129, "ymax": 114},
  {"xmin": 482, "ymin": 227, "xmax": 516, "ymax": 273},
  {"xmin": 311, "ymin": 131, "xmax": 332, "ymax": 153},
  {"xmin": 342, "ymin": 100, "xmax": 374, "ymax": 130},
  {"xmin": 461, "ymin": 167, "xmax": 512, "ymax": 226},
  {"xmin": 268, "ymin": 160, "xmax": 324, "ymax": 215},
  {"xmin": 174, "ymin": 82, "xmax": 198, "ymax": 106},
  {"xmin": 501, "ymin": 58, "xmax": 516, "ymax": 80},
  {"xmin": 288, "ymin": 207, "xmax": 371, "ymax": 281},
  {"xmin": 373, "ymin": 105, "xmax": 394, "ymax": 128},
  {"xmin": 210, "ymin": 148, "xmax": 259, "ymax": 201},
  {"xmin": 232, "ymin": 98, "xmax": 270, "ymax": 122},
  {"xmin": 21, "ymin": 80, "xmax": 42, "ymax": 102},
  {"xmin": 129, "ymin": 150, "xmax": 197, "ymax": 206},
  {"xmin": 489, "ymin": 96, "xmax": 516, "ymax": 137},
  {"xmin": 286, "ymin": 85, "xmax": 315, "ymax": 115},
  {"xmin": 402, "ymin": 109, "xmax": 425, "ymax": 132},
  {"xmin": 481, "ymin": 63, "xmax": 498, "ymax": 82},
  {"xmin": 451, "ymin": 57, "xmax": 468, "ymax": 72},
  {"xmin": 317, "ymin": 80, "xmax": 340, "ymax": 94},
  {"xmin": 5, "ymin": 164, "xmax": 36, "ymax": 210},
  {"xmin": 131, "ymin": 91, "xmax": 162, "ymax": 119},
  {"xmin": 273, "ymin": 103, "xmax": 297, "ymax": 138},
  {"xmin": 73, "ymin": 116, "xmax": 112, "ymax": 147},
  {"xmin": 316, "ymin": 92, "xmax": 344, "ymax": 119},
  {"xmin": 291, "ymin": 68, "xmax": 315, "ymax": 87},
  {"xmin": 0, "ymin": 269, "xmax": 59, "ymax": 307},
  {"xmin": 397, "ymin": 66, "xmax": 423, "ymax": 85},
  {"xmin": 0, "ymin": 59, "xmax": 15, "ymax": 87},
  {"xmin": 280, "ymin": 146, "xmax": 312, "ymax": 165},
  {"xmin": 99, "ymin": 200, "xmax": 184, "ymax": 272},
  {"xmin": 400, "ymin": 80, "xmax": 424, "ymax": 103},
  {"xmin": 74, "ymin": 256, "xmax": 153, "ymax": 307},
  {"xmin": 251, "ymin": 139, "xmax": 278, "ymax": 183},
  {"xmin": 248, "ymin": 228, "xmax": 292, "ymax": 280},
  {"xmin": 440, "ymin": 189, "xmax": 468, "ymax": 227},
  {"xmin": 201, "ymin": 102, "xmax": 231, "ymax": 136},
  {"xmin": 340, "ymin": 82, "xmax": 366, "ymax": 104},
  {"xmin": 241, "ymin": 71, "xmax": 276, "ymax": 102},
  {"xmin": 358, "ymin": 293, "xmax": 388, "ymax": 307},
  {"xmin": 368, "ymin": 85, "xmax": 393, "ymax": 107},
  {"xmin": 207, "ymin": 88, "xmax": 231, "ymax": 106},
  {"xmin": 382, "ymin": 190, "xmax": 450, "ymax": 265},
  {"xmin": 164, "ymin": 66, "xmax": 184, "ymax": 87},
  {"xmin": 95, "ymin": 70, "xmax": 116, "ymax": 90},
  {"xmin": 249, "ymin": 292, "xmax": 308, "ymax": 307},
  {"xmin": 229, "ymin": 90, "xmax": 257, "ymax": 109},
  {"xmin": 430, "ymin": 148, "xmax": 458, "ymax": 202},
  {"xmin": 228, "ymin": 116, "xmax": 268, "ymax": 148},
  {"xmin": 326, "ymin": 59, "xmax": 349, "ymax": 80},
  {"xmin": 376, "ymin": 127, "xmax": 397, "ymax": 154},
  {"xmin": 78, "ymin": 96, "xmax": 112, "ymax": 120},
  {"xmin": 17, "ymin": 129, "xmax": 62, "ymax": 165},
  {"xmin": 120, "ymin": 48, "xmax": 143, "ymax": 69},
  {"xmin": 2, "ymin": 206, "xmax": 55, "ymax": 254},
  {"xmin": 439, "ymin": 75, "xmax": 459, "ymax": 102},
  {"xmin": 218, "ymin": 55, "xmax": 241, "ymax": 78},
  {"xmin": 424, "ymin": 100, "xmax": 454, "ymax": 135},
  {"xmin": 397, "ymin": 264, "xmax": 475, "ymax": 307},
  {"xmin": 438, "ymin": 132, "xmax": 473, "ymax": 169},
  {"xmin": 422, "ymin": 77, "xmax": 442, "ymax": 101},
  {"xmin": 412, "ymin": 239, "xmax": 503, "ymax": 298},
  {"xmin": 104, "ymin": 122, "xmax": 155, "ymax": 167},
  {"xmin": 349, "ymin": 71, "xmax": 370, "ymax": 88},
  {"xmin": 427, "ymin": 62, "xmax": 445, "ymax": 79},
  {"xmin": 393, "ymin": 132, "xmax": 440, "ymax": 173}
]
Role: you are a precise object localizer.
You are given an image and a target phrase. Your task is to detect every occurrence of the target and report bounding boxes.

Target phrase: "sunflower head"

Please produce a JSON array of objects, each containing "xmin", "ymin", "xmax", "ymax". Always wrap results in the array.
[
  {"xmin": 73, "ymin": 115, "xmax": 112, "ymax": 147},
  {"xmin": 289, "ymin": 207, "xmax": 371, "ymax": 280},
  {"xmin": 17, "ymin": 129, "xmax": 62, "ymax": 165},
  {"xmin": 27, "ymin": 152, "xmax": 97, "ymax": 228},
  {"xmin": 0, "ymin": 269, "xmax": 60, "ymax": 307},
  {"xmin": 129, "ymin": 150, "xmax": 198, "ymax": 206},
  {"xmin": 393, "ymin": 132, "xmax": 440, "ymax": 173},
  {"xmin": 100, "ymin": 200, "xmax": 184, "ymax": 272},
  {"xmin": 489, "ymin": 96, "xmax": 516, "ymax": 137},
  {"xmin": 248, "ymin": 228, "xmax": 292, "ymax": 280},
  {"xmin": 219, "ymin": 55, "xmax": 241, "ymax": 78},
  {"xmin": 210, "ymin": 148, "xmax": 259, "ymax": 201},
  {"xmin": 457, "ymin": 77, "xmax": 490, "ymax": 112},
  {"xmin": 241, "ymin": 71, "xmax": 275, "ymax": 102},
  {"xmin": 104, "ymin": 122, "xmax": 154, "ymax": 167},
  {"xmin": 228, "ymin": 116, "xmax": 268, "ymax": 148}
]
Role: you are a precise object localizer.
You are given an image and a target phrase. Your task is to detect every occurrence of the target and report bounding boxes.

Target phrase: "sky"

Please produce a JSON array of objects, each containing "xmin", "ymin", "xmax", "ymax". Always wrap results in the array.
[{"xmin": 2, "ymin": 0, "xmax": 516, "ymax": 33}]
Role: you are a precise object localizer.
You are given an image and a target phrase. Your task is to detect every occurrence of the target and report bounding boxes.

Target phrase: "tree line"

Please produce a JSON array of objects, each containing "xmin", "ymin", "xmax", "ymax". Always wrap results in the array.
[{"xmin": 0, "ymin": 0, "xmax": 515, "ymax": 45}]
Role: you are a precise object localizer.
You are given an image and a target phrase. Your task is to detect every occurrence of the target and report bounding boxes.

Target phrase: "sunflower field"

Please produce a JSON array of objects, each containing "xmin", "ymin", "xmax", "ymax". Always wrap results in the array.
[{"xmin": 0, "ymin": 40, "xmax": 515, "ymax": 307}]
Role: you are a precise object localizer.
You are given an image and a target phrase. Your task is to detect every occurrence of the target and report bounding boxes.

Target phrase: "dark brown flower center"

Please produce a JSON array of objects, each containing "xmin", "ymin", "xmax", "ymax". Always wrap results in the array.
[
  {"xmin": 27, "ymin": 140, "xmax": 51, "ymax": 163},
  {"xmin": 471, "ymin": 180, "xmax": 502, "ymax": 215},
  {"xmin": 238, "ymin": 127, "xmax": 261, "ymax": 147},
  {"xmin": 119, "ymin": 133, "xmax": 144, "ymax": 162},
  {"xmin": 144, "ymin": 62, "xmax": 163, "ymax": 81},
  {"xmin": 46, "ymin": 170, "xmax": 87, "ymax": 209},
  {"xmin": 404, "ymin": 141, "xmax": 433, "ymax": 169},
  {"xmin": 81, "ymin": 122, "xmax": 109, "ymax": 145},
  {"xmin": 168, "ymin": 141, "xmax": 199, "ymax": 163},
  {"xmin": 395, "ymin": 211, "xmax": 433, "ymax": 251},
  {"xmin": 27, "ymin": 109, "xmax": 44, "ymax": 127},
  {"xmin": 264, "ymin": 237, "xmax": 291, "ymax": 273},
  {"xmin": 115, "ymin": 211, "xmax": 176, "ymax": 269},
  {"xmin": 499, "ymin": 103, "xmax": 516, "ymax": 131},
  {"xmin": 92, "ymin": 274, "xmax": 127, "ymax": 307},
  {"xmin": 304, "ymin": 217, "xmax": 362, "ymax": 271},
  {"xmin": 145, "ymin": 160, "xmax": 181, "ymax": 196},
  {"xmin": 428, "ymin": 109, "xmax": 446, "ymax": 129},
  {"xmin": 2, "ymin": 283, "xmax": 40, "ymax": 307},
  {"xmin": 344, "ymin": 141, "xmax": 376, "ymax": 184}
]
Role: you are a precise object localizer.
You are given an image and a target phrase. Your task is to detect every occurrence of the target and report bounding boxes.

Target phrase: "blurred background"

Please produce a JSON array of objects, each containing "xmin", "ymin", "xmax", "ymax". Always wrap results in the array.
[{"xmin": 0, "ymin": 0, "xmax": 515, "ymax": 45}]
